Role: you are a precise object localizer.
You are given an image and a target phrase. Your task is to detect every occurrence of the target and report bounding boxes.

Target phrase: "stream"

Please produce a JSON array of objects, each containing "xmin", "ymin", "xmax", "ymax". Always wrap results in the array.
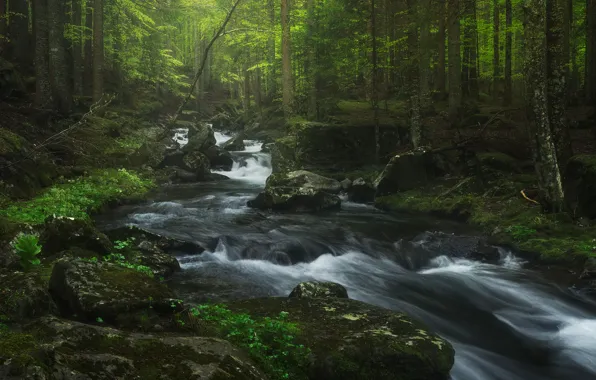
[{"xmin": 97, "ymin": 130, "xmax": 596, "ymax": 380}]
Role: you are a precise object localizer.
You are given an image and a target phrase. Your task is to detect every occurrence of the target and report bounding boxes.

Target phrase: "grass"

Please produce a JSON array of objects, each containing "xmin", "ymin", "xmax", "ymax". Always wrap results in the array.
[{"xmin": 0, "ymin": 168, "xmax": 154, "ymax": 224}]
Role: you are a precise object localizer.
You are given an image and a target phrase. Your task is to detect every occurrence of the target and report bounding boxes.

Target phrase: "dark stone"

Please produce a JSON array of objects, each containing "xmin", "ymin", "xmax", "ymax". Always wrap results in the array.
[
  {"xmin": 0, "ymin": 270, "xmax": 57, "ymax": 320},
  {"xmin": 223, "ymin": 134, "xmax": 246, "ymax": 151},
  {"xmin": 289, "ymin": 281, "xmax": 349, "ymax": 299},
  {"xmin": 182, "ymin": 151, "xmax": 211, "ymax": 177},
  {"xmin": 204, "ymin": 145, "xmax": 234, "ymax": 171},
  {"xmin": 40, "ymin": 216, "xmax": 112, "ymax": 257},
  {"xmin": 105, "ymin": 225, "xmax": 205, "ymax": 255},
  {"xmin": 184, "ymin": 122, "xmax": 216, "ymax": 153},
  {"xmin": 137, "ymin": 240, "xmax": 181, "ymax": 278},
  {"xmin": 340, "ymin": 178, "xmax": 352, "ymax": 191},
  {"xmin": 580, "ymin": 257, "xmax": 596, "ymax": 280},
  {"xmin": 564, "ymin": 155, "xmax": 596, "ymax": 219},
  {"xmin": 348, "ymin": 177, "xmax": 375, "ymax": 203}
]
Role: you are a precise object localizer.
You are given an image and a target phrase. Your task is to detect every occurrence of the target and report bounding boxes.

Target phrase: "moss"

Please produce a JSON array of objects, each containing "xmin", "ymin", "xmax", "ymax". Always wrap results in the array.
[
  {"xmin": 572, "ymin": 154, "xmax": 596, "ymax": 168},
  {"xmin": 0, "ymin": 329, "xmax": 39, "ymax": 369},
  {"xmin": 0, "ymin": 128, "xmax": 24, "ymax": 155}
]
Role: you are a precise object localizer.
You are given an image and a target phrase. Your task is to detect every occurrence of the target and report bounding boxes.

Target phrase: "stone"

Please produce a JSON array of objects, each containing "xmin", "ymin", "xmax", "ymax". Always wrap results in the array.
[
  {"xmin": 564, "ymin": 155, "xmax": 596, "ymax": 219},
  {"xmin": 49, "ymin": 259, "xmax": 176, "ymax": 323},
  {"xmin": 340, "ymin": 178, "xmax": 352, "ymax": 191},
  {"xmin": 0, "ymin": 270, "xmax": 57, "ymax": 321},
  {"xmin": 182, "ymin": 151, "xmax": 211, "ymax": 177},
  {"xmin": 348, "ymin": 177, "xmax": 375, "ymax": 203},
  {"xmin": 105, "ymin": 225, "xmax": 205, "ymax": 255},
  {"xmin": 580, "ymin": 257, "xmax": 596, "ymax": 280},
  {"xmin": 226, "ymin": 297, "xmax": 454, "ymax": 380},
  {"xmin": 137, "ymin": 240, "xmax": 181, "ymax": 278},
  {"xmin": 288, "ymin": 281, "xmax": 349, "ymax": 299},
  {"xmin": 39, "ymin": 216, "xmax": 112, "ymax": 257},
  {"xmin": 223, "ymin": 134, "xmax": 246, "ymax": 151},
  {"xmin": 204, "ymin": 145, "xmax": 234, "ymax": 171},
  {"xmin": 184, "ymin": 122, "xmax": 216, "ymax": 154},
  {"xmin": 0, "ymin": 316, "xmax": 267, "ymax": 380}
]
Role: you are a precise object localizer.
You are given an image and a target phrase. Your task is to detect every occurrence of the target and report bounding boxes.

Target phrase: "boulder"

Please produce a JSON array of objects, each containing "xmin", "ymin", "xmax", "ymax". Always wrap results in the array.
[
  {"xmin": 184, "ymin": 122, "xmax": 216, "ymax": 153},
  {"xmin": 105, "ymin": 225, "xmax": 205, "ymax": 255},
  {"xmin": 564, "ymin": 155, "xmax": 596, "ymax": 219},
  {"xmin": 340, "ymin": 178, "xmax": 352, "ymax": 191},
  {"xmin": 226, "ymin": 297, "xmax": 454, "ymax": 380},
  {"xmin": 137, "ymin": 240, "xmax": 181, "ymax": 278},
  {"xmin": 288, "ymin": 281, "xmax": 349, "ymax": 299},
  {"xmin": 131, "ymin": 137, "xmax": 176, "ymax": 168},
  {"xmin": 40, "ymin": 216, "xmax": 112, "ymax": 257},
  {"xmin": 580, "ymin": 257, "xmax": 596, "ymax": 280},
  {"xmin": 223, "ymin": 134, "xmax": 246, "ymax": 151},
  {"xmin": 413, "ymin": 232, "xmax": 501, "ymax": 263},
  {"xmin": 49, "ymin": 259, "xmax": 176, "ymax": 323},
  {"xmin": 0, "ymin": 57, "xmax": 26, "ymax": 99},
  {"xmin": 204, "ymin": 145, "xmax": 234, "ymax": 171},
  {"xmin": 0, "ymin": 270, "xmax": 57, "ymax": 321},
  {"xmin": 248, "ymin": 172, "xmax": 341, "ymax": 213},
  {"xmin": 182, "ymin": 151, "xmax": 211, "ymax": 178},
  {"xmin": 348, "ymin": 177, "xmax": 375, "ymax": 203},
  {"xmin": 158, "ymin": 150, "xmax": 186, "ymax": 168},
  {"xmin": 0, "ymin": 316, "xmax": 267, "ymax": 380}
]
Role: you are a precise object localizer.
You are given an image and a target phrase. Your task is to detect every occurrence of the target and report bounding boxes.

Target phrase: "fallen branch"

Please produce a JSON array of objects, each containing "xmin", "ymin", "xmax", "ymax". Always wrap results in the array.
[
  {"xmin": 434, "ymin": 177, "xmax": 473, "ymax": 201},
  {"xmin": 521, "ymin": 189, "xmax": 540, "ymax": 205}
]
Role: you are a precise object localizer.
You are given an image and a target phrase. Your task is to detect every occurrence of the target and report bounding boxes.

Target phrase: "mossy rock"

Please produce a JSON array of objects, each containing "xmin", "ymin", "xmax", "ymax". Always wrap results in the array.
[
  {"xmin": 0, "ymin": 316, "xmax": 268, "ymax": 379},
  {"xmin": 39, "ymin": 216, "xmax": 112, "ymax": 257},
  {"xmin": 0, "ymin": 128, "xmax": 24, "ymax": 156},
  {"xmin": 288, "ymin": 281, "xmax": 349, "ymax": 299},
  {"xmin": 225, "ymin": 297, "xmax": 454, "ymax": 380},
  {"xmin": 0, "ymin": 270, "xmax": 57, "ymax": 321},
  {"xmin": 49, "ymin": 259, "xmax": 176, "ymax": 324},
  {"xmin": 477, "ymin": 152, "xmax": 521, "ymax": 173}
]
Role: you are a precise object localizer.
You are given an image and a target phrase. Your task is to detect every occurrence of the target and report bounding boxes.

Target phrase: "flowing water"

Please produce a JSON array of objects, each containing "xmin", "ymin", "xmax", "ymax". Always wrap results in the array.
[{"xmin": 97, "ymin": 130, "xmax": 596, "ymax": 379}]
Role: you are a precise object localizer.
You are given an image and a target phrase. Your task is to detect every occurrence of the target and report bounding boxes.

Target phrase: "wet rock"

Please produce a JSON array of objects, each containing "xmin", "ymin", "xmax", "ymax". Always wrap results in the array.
[
  {"xmin": 564, "ymin": 155, "xmax": 596, "ymax": 219},
  {"xmin": 131, "ymin": 137, "xmax": 176, "ymax": 168},
  {"xmin": 40, "ymin": 216, "xmax": 112, "ymax": 257},
  {"xmin": 223, "ymin": 134, "xmax": 246, "ymax": 151},
  {"xmin": 248, "ymin": 187, "xmax": 341, "ymax": 213},
  {"xmin": 413, "ymin": 232, "xmax": 501, "ymax": 263},
  {"xmin": 0, "ymin": 270, "xmax": 57, "ymax": 320},
  {"xmin": 340, "ymin": 178, "xmax": 352, "ymax": 191},
  {"xmin": 580, "ymin": 257, "xmax": 596, "ymax": 280},
  {"xmin": 289, "ymin": 281, "xmax": 349, "ymax": 299},
  {"xmin": 204, "ymin": 145, "xmax": 234, "ymax": 171},
  {"xmin": 105, "ymin": 225, "xmax": 205, "ymax": 255},
  {"xmin": 1, "ymin": 316, "xmax": 267, "ymax": 380},
  {"xmin": 49, "ymin": 259, "xmax": 176, "ymax": 323},
  {"xmin": 226, "ymin": 297, "xmax": 454, "ymax": 380},
  {"xmin": 184, "ymin": 122, "xmax": 216, "ymax": 153},
  {"xmin": 348, "ymin": 177, "xmax": 375, "ymax": 203},
  {"xmin": 158, "ymin": 149, "xmax": 186, "ymax": 168},
  {"xmin": 182, "ymin": 151, "xmax": 211, "ymax": 178},
  {"xmin": 137, "ymin": 240, "xmax": 181, "ymax": 278}
]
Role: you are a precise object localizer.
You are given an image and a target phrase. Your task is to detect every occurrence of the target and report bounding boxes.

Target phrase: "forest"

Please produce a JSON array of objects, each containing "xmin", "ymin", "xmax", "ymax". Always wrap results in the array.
[{"xmin": 1, "ymin": 0, "xmax": 596, "ymax": 379}]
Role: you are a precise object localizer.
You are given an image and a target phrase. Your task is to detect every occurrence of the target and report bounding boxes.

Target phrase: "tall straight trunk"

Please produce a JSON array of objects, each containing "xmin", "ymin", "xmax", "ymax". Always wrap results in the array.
[
  {"xmin": 267, "ymin": 0, "xmax": 276, "ymax": 100},
  {"xmin": 84, "ymin": 1, "xmax": 93, "ymax": 96},
  {"xmin": 562, "ymin": 0, "xmax": 571, "ymax": 100},
  {"xmin": 407, "ymin": 0, "xmax": 422, "ymax": 148},
  {"xmin": 33, "ymin": 0, "xmax": 51, "ymax": 107},
  {"xmin": 305, "ymin": 0, "xmax": 318, "ymax": 120},
  {"xmin": 8, "ymin": 0, "xmax": 31, "ymax": 71},
  {"xmin": 470, "ymin": 3, "xmax": 479, "ymax": 98},
  {"xmin": 371, "ymin": 0, "xmax": 380, "ymax": 161},
  {"xmin": 72, "ymin": 0, "xmax": 83, "ymax": 97},
  {"xmin": 462, "ymin": 0, "xmax": 478, "ymax": 98},
  {"xmin": 569, "ymin": 0, "xmax": 579, "ymax": 98},
  {"xmin": 255, "ymin": 64, "xmax": 263, "ymax": 110},
  {"xmin": 437, "ymin": 0, "xmax": 447, "ymax": 96},
  {"xmin": 193, "ymin": 24, "xmax": 200, "ymax": 108},
  {"xmin": 586, "ymin": 0, "xmax": 596, "ymax": 104},
  {"xmin": 92, "ymin": 0, "xmax": 103, "ymax": 102},
  {"xmin": 547, "ymin": 0, "xmax": 573, "ymax": 165},
  {"xmin": 419, "ymin": 0, "xmax": 431, "ymax": 110},
  {"xmin": 448, "ymin": 0, "xmax": 462, "ymax": 118},
  {"xmin": 281, "ymin": 0, "xmax": 294, "ymax": 117},
  {"xmin": 504, "ymin": 0, "xmax": 513, "ymax": 105},
  {"xmin": 524, "ymin": 0, "xmax": 565, "ymax": 212},
  {"xmin": 0, "ymin": 1, "xmax": 7, "ymax": 57},
  {"xmin": 493, "ymin": 0, "xmax": 500, "ymax": 99},
  {"xmin": 48, "ymin": 0, "xmax": 72, "ymax": 113},
  {"xmin": 243, "ymin": 61, "xmax": 251, "ymax": 110}
]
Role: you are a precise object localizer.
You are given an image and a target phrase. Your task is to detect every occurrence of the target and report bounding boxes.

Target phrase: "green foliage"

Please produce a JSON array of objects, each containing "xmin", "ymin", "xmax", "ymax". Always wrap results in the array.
[
  {"xmin": 188, "ymin": 304, "xmax": 310, "ymax": 380},
  {"xmin": 113, "ymin": 237, "xmax": 136, "ymax": 251},
  {"xmin": 0, "ymin": 169, "xmax": 154, "ymax": 224},
  {"xmin": 505, "ymin": 225, "xmax": 537, "ymax": 241},
  {"xmin": 11, "ymin": 233, "xmax": 42, "ymax": 271}
]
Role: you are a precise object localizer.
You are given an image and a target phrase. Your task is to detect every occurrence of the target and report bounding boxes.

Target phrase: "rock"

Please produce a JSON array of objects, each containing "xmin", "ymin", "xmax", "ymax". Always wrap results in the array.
[
  {"xmin": 105, "ymin": 225, "xmax": 205, "ymax": 255},
  {"xmin": 564, "ymin": 155, "xmax": 596, "ymax": 219},
  {"xmin": 414, "ymin": 232, "xmax": 501, "ymax": 263},
  {"xmin": 348, "ymin": 177, "xmax": 375, "ymax": 203},
  {"xmin": 478, "ymin": 152, "xmax": 521, "ymax": 173},
  {"xmin": 223, "ymin": 134, "xmax": 246, "ymax": 151},
  {"xmin": 137, "ymin": 240, "xmax": 181, "ymax": 278},
  {"xmin": 40, "ymin": 216, "xmax": 112, "ymax": 257},
  {"xmin": 288, "ymin": 281, "xmax": 349, "ymax": 299},
  {"xmin": 580, "ymin": 257, "xmax": 596, "ymax": 280},
  {"xmin": 204, "ymin": 145, "xmax": 234, "ymax": 171},
  {"xmin": 0, "ymin": 316, "xmax": 267, "ymax": 380},
  {"xmin": 340, "ymin": 178, "xmax": 352, "ymax": 191},
  {"xmin": 158, "ymin": 150, "xmax": 186, "ymax": 168},
  {"xmin": 131, "ymin": 137, "xmax": 176, "ymax": 168},
  {"xmin": 49, "ymin": 259, "xmax": 176, "ymax": 323},
  {"xmin": 248, "ymin": 171, "xmax": 342, "ymax": 213},
  {"xmin": 182, "ymin": 151, "xmax": 211, "ymax": 177},
  {"xmin": 226, "ymin": 297, "xmax": 454, "ymax": 380},
  {"xmin": 0, "ymin": 270, "xmax": 57, "ymax": 320},
  {"xmin": 0, "ymin": 57, "xmax": 26, "ymax": 99},
  {"xmin": 184, "ymin": 122, "xmax": 216, "ymax": 153}
]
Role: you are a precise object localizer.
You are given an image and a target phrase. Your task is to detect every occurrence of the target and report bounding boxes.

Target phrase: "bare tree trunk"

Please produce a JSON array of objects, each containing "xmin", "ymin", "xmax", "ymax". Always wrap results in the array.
[
  {"xmin": 587, "ymin": 0, "xmax": 596, "ymax": 104},
  {"xmin": 72, "ymin": 0, "xmax": 84, "ymax": 97},
  {"xmin": 48, "ymin": 0, "xmax": 72, "ymax": 113},
  {"xmin": 524, "ymin": 0, "xmax": 565, "ymax": 212},
  {"xmin": 493, "ymin": 0, "xmax": 500, "ymax": 99},
  {"xmin": 407, "ymin": 0, "xmax": 422, "ymax": 148},
  {"xmin": 437, "ymin": 0, "xmax": 447, "ymax": 96},
  {"xmin": 8, "ymin": 0, "xmax": 32, "ymax": 72},
  {"xmin": 33, "ymin": 0, "xmax": 51, "ymax": 107},
  {"xmin": 267, "ymin": 0, "xmax": 276, "ymax": 101},
  {"xmin": 504, "ymin": 0, "xmax": 513, "ymax": 105},
  {"xmin": 448, "ymin": 0, "xmax": 462, "ymax": 119},
  {"xmin": 84, "ymin": 1, "xmax": 93, "ymax": 97},
  {"xmin": 305, "ymin": 0, "xmax": 318, "ymax": 120},
  {"xmin": 469, "ymin": 3, "xmax": 479, "ymax": 98},
  {"xmin": 281, "ymin": 0, "xmax": 294, "ymax": 117},
  {"xmin": 243, "ymin": 61, "xmax": 251, "ymax": 110},
  {"xmin": 547, "ymin": 0, "xmax": 573, "ymax": 165},
  {"xmin": 92, "ymin": 0, "xmax": 103, "ymax": 102},
  {"xmin": 0, "ymin": 1, "xmax": 7, "ymax": 57},
  {"xmin": 371, "ymin": 0, "xmax": 380, "ymax": 161},
  {"xmin": 419, "ymin": 0, "xmax": 431, "ymax": 110}
]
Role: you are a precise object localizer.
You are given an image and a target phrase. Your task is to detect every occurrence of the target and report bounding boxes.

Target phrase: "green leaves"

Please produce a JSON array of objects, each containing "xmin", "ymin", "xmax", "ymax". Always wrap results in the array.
[{"xmin": 11, "ymin": 233, "xmax": 42, "ymax": 271}]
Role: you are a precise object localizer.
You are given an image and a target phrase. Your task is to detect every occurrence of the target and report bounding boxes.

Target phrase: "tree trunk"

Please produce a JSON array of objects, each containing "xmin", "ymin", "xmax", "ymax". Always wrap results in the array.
[
  {"xmin": 72, "ymin": 0, "xmax": 83, "ymax": 97},
  {"xmin": 493, "ymin": 0, "xmax": 500, "ymax": 99},
  {"xmin": 8, "ymin": 0, "xmax": 32, "ymax": 71},
  {"xmin": 84, "ymin": 1, "xmax": 93, "ymax": 97},
  {"xmin": 547, "ymin": 0, "xmax": 573, "ymax": 165},
  {"xmin": 448, "ymin": 0, "xmax": 462, "ymax": 118},
  {"xmin": 587, "ymin": 0, "xmax": 596, "ymax": 104},
  {"xmin": 306, "ymin": 0, "xmax": 318, "ymax": 120},
  {"xmin": 437, "ymin": 0, "xmax": 447, "ymax": 96},
  {"xmin": 469, "ymin": 3, "xmax": 479, "ymax": 98},
  {"xmin": 92, "ymin": 0, "xmax": 104, "ymax": 102},
  {"xmin": 524, "ymin": 0, "xmax": 565, "ymax": 213},
  {"xmin": 419, "ymin": 0, "xmax": 431, "ymax": 110},
  {"xmin": 243, "ymin": 61, "xmax": 251, "ymax": 110},
  {"xmin": 48, "ymin": 0, "xmax": 72, "ymax": 113},
  {"xmin": 504, "ymin": 0, "xmax": 513, "ymax": 105},
  {"xmin": 407, "ymin": 0, "xmax": 422, "ymax": 148},
  {"xmin": 0, "ymin": 1, "xmax": 7, "ymax": 57},
  {"xmin": 371, "ymin": 0, "xmax": 380, "ymax": 161},
  {"xmin": 268, "ymin": 0, "xmax": 276, "ymax": 101},
  {"xmin": 33, "ymin": 0, "xmax": 51, "ymax": 107},
  {"xmin": 281, "ymin": 0, "xmax": 294, "ymax": 117}
]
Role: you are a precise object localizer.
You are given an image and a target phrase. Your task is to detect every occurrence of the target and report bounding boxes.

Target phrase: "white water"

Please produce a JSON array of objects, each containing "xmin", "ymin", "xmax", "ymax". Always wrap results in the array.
[
  {"xmin": 212, "ymin": 131, "xmax": 272, "ymax": 185},
  {"xmin": 214, "ymin": 131, "xmax": 233, "ymax": 146},
  {"xmin": 172, "ymin": 128, "xmax": 189, "ymax": 147}
]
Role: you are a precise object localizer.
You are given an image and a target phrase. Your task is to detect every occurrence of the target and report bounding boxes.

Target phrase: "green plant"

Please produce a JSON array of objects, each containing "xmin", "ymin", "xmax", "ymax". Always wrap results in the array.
[
  {"xmin": 96, "ymin": 317, "xmax": 104, "ymax": 323},
  {"xmin": 113, "ymin": 238, "xmax": 136, "ymax": 251},
  {"xmin": 11, "ymin": 233, "xmax": 42, "ymax": 271},
  {"xmin": 188, "ymin": 304, "xmax": 310, "ymax": 380},
  {"xmin": 505, "ymin": 225, "xmax": 537, "ymax": 241}
]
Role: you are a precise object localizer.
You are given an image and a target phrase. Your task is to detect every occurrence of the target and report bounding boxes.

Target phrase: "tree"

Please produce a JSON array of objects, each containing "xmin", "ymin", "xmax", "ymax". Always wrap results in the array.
[
  {"xmin": 0, "ymin": 1, "xmax": 7, "ymax": 57},
  {"xmin": 281, "ymin": 0, "xmax": 294, "ymax": 117},
  {"xmin": 462, "ymin": 0, "xmax": 478, "ymax": 99},
  {"xmin": 504, "ymin": 0, "xmax": 513, "ymax": 105},
  {"xmin": 523, "ymin": 0, "xmax": 565, "ymax": 212},
  {"xmin": 84, "ymin": 1, "xmax": 93, "ymax": 97},
  {"xmin": 418, "ymin": 0, "xmax": 432, "ymax": 110},
  {"xmin": 33, "ymin": 0, "xmax": 51, "ymax": 107},
  {"xmin": 93, "ymin": 0, "xmax": 104, "ymax": 102},
  {"xmin": 8, "ymin": 0, "xmax": 32, "ymax": 71},
  {"xmin": 407, "ymin": 0, "xmax": 422, "ymax": 147},
  {"xmin": 436, "ymin": 0, "xmax": 447, "ymax": 96},
  {"xmin": 72, "ymin": 0, "xmax": 84, "ymax": 97},
  {"xmin": 370, "ymin": 0, "xmax": 381, "ymax": 160},
  {"xmin": 587, "ymin": 0, "xmax": 596, "ymax": 104},
  {"xmin": 48, "ymin": 0, "xmax": 72, "ymax": 113},
  {"xmin": 448, "ymin": 0, "xmax": 462, "ymax": 118},
  {"xmin": 493, "ymin": 0, "xmax": 500, "ymax": 99}
]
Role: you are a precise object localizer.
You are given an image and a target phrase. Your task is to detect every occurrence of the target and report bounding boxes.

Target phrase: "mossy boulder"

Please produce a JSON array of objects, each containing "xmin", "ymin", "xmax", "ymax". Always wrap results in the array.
[
  {"xmin": 248, "ymin": 171, "xmax": 341, "ymax": 212},
  {"xmin": 270, "ymin": 137, "xmax": 300, "ymax": 173},
  {"xmin": 564, "ymin": 155, "xmax": 596, "ymax": 219},
  {"xmin": 183, "ymin": 151, "xmax": 212, "ymax": 178},
  {"xmin": 136, "ymin": 240, "xmax": 181, "ymax": 278},
  {"xmin": 226, "ymin": 297, "xmax": 454, "ymax": 380},
  {"xmin": 477, "ymin": 152, "xmax": 521, "ymax": 173},
  {"xmin": 184, "ymin": 122, "xmax": 217, "ymax": 154},
  {"xmin": 348, "ymin": 178, "xmax": 376, "ymax": 203},
  {"xmin": 49, "ymin": 259, "xmax": 176, "ymax": 323},
  {"xmin": 0, "ymin": 270, "xmax": 57, "ymax": 321},
  {"xmin": 105, "ymin": 225, "xmax": 205, "ymax": 255},
  {"xmin": 0, "ymin": 316, "xmax": 268, "ymax": 380},
  {"xmin": 204, "ymin": 145, "xmax": 234, "ymax": 171},
  {"xmin": 223, "ymin": 134, "xmax": 246, "ymax": 151},
  {"xmin": 288, "ymin": 281, "xmax": 349, "ymax": 299},
  {"xmin": 39, "ymin": 216, "xmax": 112, "ymax": 257}
]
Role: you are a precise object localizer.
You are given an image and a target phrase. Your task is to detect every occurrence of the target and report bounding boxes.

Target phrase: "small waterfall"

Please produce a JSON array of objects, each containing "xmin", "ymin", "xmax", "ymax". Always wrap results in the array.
[{"xmin": 212, "ymin": 132, "xmax": 272, "ymax": 185}]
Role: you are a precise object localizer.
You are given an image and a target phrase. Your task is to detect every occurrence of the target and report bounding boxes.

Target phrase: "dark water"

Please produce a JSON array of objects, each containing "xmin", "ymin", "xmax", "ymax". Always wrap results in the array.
[{"xmin": 96, "ymin": 132, "xmax": 596, "ymax": 380}]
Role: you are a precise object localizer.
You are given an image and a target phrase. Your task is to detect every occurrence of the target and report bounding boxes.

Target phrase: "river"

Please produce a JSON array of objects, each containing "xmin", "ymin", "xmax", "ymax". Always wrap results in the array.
[{"xmin": 97, "ymin": 131, "xmax": 596, "ymax": 380}]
